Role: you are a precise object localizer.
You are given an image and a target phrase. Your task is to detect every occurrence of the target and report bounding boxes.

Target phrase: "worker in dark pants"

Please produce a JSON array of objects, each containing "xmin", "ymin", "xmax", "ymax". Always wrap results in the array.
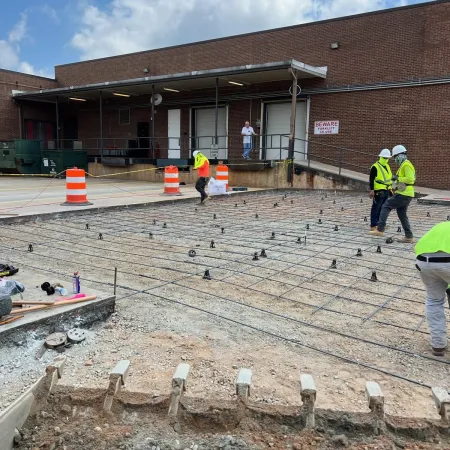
[
  {"xmin": 369, "ymin": 145, "xmax": 416, "ymax": 243},
  {"xmin": 193, "ymin": 150, "xmax": 210, "ymax": 205},
  {"xmin": 369, "ymin": 149, "xmax": 393, "ymax": 231},
  {"xmin": 415, "ymin": 221, "xmax": 450, "ymax": 356}
]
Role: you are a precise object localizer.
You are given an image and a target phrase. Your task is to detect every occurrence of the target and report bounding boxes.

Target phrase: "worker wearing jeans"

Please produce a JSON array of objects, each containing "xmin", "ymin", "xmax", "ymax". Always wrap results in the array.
[
  {"xmin": 193, "ymin": 150, "xmax": 210, "ymax": 204},
  {"xmin": 369, "ymin": 145, "xmax": 415, "ymax": 243},
  {"xmin": 415, "ymin": 222, "xmax": 450, "ymax": 356},
  {"xmin": 241, "ymin": 121, "xmax": 256, "ymax": 160}
]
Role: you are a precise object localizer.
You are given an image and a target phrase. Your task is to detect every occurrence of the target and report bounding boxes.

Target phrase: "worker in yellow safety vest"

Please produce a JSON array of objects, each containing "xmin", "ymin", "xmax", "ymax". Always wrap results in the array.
[
  {"xmin": 368, "ymin": 145, "xmax": 416, "ymax": 243},
  {"xmin": 369, "ymin": 149, "xmax": 393, "ymax": 231},
  {"xmin": 193, "ymin": 151, "xmax": 210, "ymax": 205},
  {"xmin": 415, "ymin": 221, "xmax": 450, "ymax": 356}
]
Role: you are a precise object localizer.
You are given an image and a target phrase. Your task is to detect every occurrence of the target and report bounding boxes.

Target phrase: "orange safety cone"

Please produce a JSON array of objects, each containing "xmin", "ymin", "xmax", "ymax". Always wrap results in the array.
[
  {"xmin": 162, "ymin": 165, "xmax": 182, "ymax": 195},
  {"xmin": 61, "ymin": 167, "xmax": 92, "ymax": 206},
  {"xmin": 216, "ymin": 164, "xmax": 229, "ymax": 191}
]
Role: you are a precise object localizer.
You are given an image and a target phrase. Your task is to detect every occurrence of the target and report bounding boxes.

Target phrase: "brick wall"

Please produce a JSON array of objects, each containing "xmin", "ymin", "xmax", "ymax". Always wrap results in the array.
[
  {"xmin": 0, "ymin": 70, "xmax": 58, "ymax": 140},
  {"xmin": 55, "ymin": 2, "xmax": 450, "ymax": 87},
  {"xmin": 307, "ymin": 84, "xmax": 450, "ymax": 189}
]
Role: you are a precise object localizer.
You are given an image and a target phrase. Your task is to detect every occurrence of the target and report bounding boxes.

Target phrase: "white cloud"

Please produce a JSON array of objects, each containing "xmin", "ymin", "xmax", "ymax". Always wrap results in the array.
[
  {"xmin": 70, "ymin": 0, "xmax": 408, "ymax": 61},
  {"xmin": 8, "ymin": 13, "xmax": 27, "ymax": 43},
  {"xmin": 0, "ymin": 12, "xmax": 54, "ymax": 78},
  {"xmin": 41, "ymin": 4, "xmax": 60, "ymax": 24}
]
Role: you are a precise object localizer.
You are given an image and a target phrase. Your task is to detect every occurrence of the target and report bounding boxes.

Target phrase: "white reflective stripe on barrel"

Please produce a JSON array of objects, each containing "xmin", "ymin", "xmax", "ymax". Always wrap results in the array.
[
  {"xmin": 164, "ymin": 173, "xmax": 179, "ymax": 179},
  {"xmin": 164, "ymin": 183, "xmax": 179, "ymax": 188},
  {"xmin": 66, "ymin": 177, "xmax": 86, "ymax": 183},
  {"xmin": 66, "ymin": 189, "xmax": 87, "ymax": 195},
  {"xmin": 216, "ymin": 171, "xmax": 228, "ymax": 177}
]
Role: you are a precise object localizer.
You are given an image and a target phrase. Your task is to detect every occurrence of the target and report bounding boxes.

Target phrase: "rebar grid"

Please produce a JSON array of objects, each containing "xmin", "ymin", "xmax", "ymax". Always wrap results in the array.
[{"xmin": 1, "ymin": 190, "xmax": 449, "ymax": 390}]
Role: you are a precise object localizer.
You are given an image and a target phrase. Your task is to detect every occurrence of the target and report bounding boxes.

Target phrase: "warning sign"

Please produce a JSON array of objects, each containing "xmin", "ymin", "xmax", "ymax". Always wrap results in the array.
[{"xmin": 314, "ymin": 120, "xmax": 339, "ymax": 135}]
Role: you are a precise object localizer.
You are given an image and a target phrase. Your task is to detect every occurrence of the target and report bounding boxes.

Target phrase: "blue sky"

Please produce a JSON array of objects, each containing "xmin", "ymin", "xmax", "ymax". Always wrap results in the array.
[{"xmin": 0, "ymin": 0, "xmax": 430, "ymax": 79}]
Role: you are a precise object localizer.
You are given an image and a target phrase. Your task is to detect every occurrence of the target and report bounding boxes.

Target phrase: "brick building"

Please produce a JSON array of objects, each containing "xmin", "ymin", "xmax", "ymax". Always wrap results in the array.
[{"xmin": 1, "ymin": 1, "xmax": 449, "ymax": 188}]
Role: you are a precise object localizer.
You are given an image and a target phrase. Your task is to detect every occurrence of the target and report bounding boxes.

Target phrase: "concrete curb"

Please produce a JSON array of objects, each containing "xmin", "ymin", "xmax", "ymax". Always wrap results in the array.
[{"xmin": 0, "ymin": 188, "xmax": 281, "ymax": 225}]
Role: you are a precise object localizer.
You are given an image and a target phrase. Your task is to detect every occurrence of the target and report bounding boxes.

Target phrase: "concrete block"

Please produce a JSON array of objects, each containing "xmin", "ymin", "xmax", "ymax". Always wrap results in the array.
[
  {"xmin": 431, "ymin": 387, "xmax": 450, "ymax": 421},
  {"xmin": 300, "ymin": 374, "xmax": 316, "ymax": 399},
  {"xmin": 46, "ymin": 357, "xmax": 67, "ymax": 379},
  {"xmin": 168, "ymin": 364, "xmax": 190, "ymax": 418},
  {"xmin": 110, "ymin": 360, "xmax": 130, "ymax": 386},
  {"xmin": 172, "ymin": 363, "xmax": 190, "ymax": 391},
  {"xmin": 300, "ymin": 374, "xmax": 316, "ymax": 428},
  {"xmin": 365, "ymin": 381, "xmax": 385, "ymax": 434},
  {"xmin": 365, "ymin": 382, "xmax": 384, "ymax": 409},
  {"xmin": 236, "ymin": 368, "xmax": 252, "ymax": 403}
]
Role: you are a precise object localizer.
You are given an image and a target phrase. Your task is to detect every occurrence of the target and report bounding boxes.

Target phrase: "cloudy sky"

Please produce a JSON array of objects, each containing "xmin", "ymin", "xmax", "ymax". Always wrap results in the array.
[{"xmin": 1, "ymin": 0, "xmax": 429, "ymax": 78}]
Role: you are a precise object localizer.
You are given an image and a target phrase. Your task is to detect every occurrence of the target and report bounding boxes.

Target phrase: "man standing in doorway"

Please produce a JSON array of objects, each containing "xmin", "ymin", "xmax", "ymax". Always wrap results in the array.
[
  {"xmin": 369, "ymin": 149, "xmax": 393, "ymax": 231},
  {"xmin": 241, "ymin": 121, "xmax": 256, "ymax": 160},
  {"xmin": 415, "ymin": 221, "xmax": 450, "ymax": 356},
  {"xmin": 368, "ymin": 145, "xmax": 416, "ymax": 243},
  {"xmin": 193, "ymin": 150, "xmax": 210, "ymax": 205}
]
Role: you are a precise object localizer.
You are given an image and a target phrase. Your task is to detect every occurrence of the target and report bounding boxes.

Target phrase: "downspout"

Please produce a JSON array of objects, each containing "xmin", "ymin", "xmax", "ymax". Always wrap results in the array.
[{"xmin": 288, "ymin": 68, "xmax": 298, "ymax": 186}]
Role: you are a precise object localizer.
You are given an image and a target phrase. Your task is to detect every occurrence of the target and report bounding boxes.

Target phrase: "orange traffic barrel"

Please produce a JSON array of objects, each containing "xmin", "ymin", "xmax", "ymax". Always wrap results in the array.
[
  {"xmin": 163, "ymin": 165, "xmax": 182, "ymax": 195},
  {"xmin": 216, "ymin": 164, "xmax": 229, "ymax": 190},
  {"xmin": 61, "ymin": 167, "xmax": 92, "ymax": 206}
]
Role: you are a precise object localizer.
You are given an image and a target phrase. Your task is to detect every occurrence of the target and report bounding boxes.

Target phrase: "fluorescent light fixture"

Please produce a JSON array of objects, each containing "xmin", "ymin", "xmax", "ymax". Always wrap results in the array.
[
  {"xmin": 228, "ymin": 80, "xmax": 244, "ymax": 86},
  {"xmin": 164, "ymin": 87, "xmax": 180, "ymax": 93},
  {"xmin": 113, "ymin": 92, "xmax": 130, "ymax": 97},
  {"xmin": 69, "ymin": 97, "xmax": 87, "ymax": 102}
]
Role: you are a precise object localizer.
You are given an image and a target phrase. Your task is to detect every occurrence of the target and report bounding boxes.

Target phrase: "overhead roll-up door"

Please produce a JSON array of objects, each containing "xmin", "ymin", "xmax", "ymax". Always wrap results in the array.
[
  {"xmin": 265, "ymin": 101, "xmax": 307, "ymax": 161},
  {"xmin": 194, "ymin": 107, "xmax": 227, "ymax": 159}
]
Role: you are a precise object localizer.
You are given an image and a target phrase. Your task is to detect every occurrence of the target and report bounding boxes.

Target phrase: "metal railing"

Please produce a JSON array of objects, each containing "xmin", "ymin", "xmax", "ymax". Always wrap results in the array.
[{"xmin": 42, "ymin": 134, "xmax": 374, "ymax": 175}]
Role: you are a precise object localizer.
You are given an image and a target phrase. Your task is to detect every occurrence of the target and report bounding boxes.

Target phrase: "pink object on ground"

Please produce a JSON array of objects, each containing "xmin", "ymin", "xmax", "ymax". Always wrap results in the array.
[{"xmin": 55, "ymin": 293, "xmax": 86, "ymax": 303}]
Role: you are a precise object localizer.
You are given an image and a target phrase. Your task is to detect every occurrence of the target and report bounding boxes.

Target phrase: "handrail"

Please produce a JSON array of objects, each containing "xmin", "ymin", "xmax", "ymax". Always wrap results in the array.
[{"xmin": 42, "ymin": 133, "xmax": 375, "ymax": 176}]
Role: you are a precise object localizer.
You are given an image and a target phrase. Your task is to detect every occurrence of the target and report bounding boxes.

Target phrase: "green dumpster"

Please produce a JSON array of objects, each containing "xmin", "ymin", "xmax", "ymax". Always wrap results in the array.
[
  {"xmin": 41, "ymin": 150, "xmax": 88, "ymax": 177},
  {"xmin": 0, "ymin": 140, "xmax": 42, "ymax": 174}
]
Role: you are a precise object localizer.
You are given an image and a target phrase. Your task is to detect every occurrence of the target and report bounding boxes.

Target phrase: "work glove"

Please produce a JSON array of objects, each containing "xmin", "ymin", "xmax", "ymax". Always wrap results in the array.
[{"xmin": 391, "ymin": 175, "xmax": 398, "ymax": 182}]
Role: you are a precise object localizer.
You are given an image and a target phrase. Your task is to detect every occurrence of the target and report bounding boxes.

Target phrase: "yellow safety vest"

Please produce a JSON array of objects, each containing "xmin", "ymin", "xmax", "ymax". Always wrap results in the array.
[
  {"xmin": 395, "ymin": 159, "xmax": 415, "ymax": 197},
  {"xmin": 415, "ymin": 222, "xmax": 450, "ymax": 255},
  {"xmin": 371, "ymin": 159, "xmax": 392, "ymax": 191},
  {"xmin": 194, "ymin": 153, "xmax": 209, "ymax": 169}
]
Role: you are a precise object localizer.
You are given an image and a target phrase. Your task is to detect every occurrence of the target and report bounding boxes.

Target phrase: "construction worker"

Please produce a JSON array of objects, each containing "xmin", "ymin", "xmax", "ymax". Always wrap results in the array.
[
  {"xmin": 193, "ymin": 150, "xmax": 210, "ymax": 205},
  {"xmin": 368, "ymin": 145, "xmax": 416, "ymax": 243},
  {"xmin": 369, "ymin": 149, "xmax": 393, "ymax": 230},
  {"xmin": 415, "ymin": 221, "xmax": 450, "ymax": 356}
]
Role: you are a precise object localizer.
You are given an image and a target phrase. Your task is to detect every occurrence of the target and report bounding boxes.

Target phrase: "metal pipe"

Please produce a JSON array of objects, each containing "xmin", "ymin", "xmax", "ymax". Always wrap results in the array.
[
  {"xmin": 288, "ymin": 68, "xmax": 297, "ymax": 186},
  {"xmin": 19, "ymin": 103, "xmax": 23, "ymax": 139},
  {"xmin": 151, "ymin": 84, "xmax": 155, "ymax": 158},
  {"xmin": 214, "ymin": 78, "xmax": 219, "ymax": 145},
  {"xmin": 99, "ymin": 91, "xmax": 103, "ymax": 162},
  {"xmin": 114, "ymin": 267, "xmax": 117, "ymax": 297},
  {"xmin": 55, "ymin": 96, "xmax": 60, "ymax": 149}
]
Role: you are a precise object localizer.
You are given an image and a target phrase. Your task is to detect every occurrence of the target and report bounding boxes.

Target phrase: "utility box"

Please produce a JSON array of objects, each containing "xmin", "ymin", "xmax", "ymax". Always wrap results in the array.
[
  {"xmin": 0, "ymin": 140, "xmax": 42, "ymax": 174},
  {"xmin": 41, "ymin": 150, "xmax": 88, "ymax": 177}
]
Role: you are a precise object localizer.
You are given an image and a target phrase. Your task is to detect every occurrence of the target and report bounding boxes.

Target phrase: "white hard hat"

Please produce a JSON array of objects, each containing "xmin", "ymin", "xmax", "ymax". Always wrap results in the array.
[
  {"xmin": 192, "ymin": 151, "xmax": 200, "ymax": 157},
  {"xmin": 378, "ymin": 149, "xmax": 391, "ymax": 158},
  {"xmin": 392, "ymin": 145, "xmax": 407, "ymax": 157}
]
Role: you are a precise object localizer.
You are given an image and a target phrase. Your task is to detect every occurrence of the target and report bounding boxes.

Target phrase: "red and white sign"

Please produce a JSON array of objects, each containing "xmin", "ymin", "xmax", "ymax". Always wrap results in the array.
[{"xmin": 314, "ymin": 120, "xmax": 339, "ymax": 135}]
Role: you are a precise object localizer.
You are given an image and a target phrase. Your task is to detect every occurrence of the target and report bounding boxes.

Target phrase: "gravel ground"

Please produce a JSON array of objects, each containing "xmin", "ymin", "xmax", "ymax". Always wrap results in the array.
[{"xmin": 0, "ymin": 190, "xmax": 449, "ymax": 422}]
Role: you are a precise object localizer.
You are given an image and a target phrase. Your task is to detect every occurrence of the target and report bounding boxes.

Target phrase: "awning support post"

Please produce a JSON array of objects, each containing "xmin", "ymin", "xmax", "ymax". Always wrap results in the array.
[
  {"xmin": 99, "ymin": 91, "xmax": 103, "ymax": 162},
  {"xmin": 288, "ymin": 69, "xmax": 298, "ymax": 186},
  {"xmin": 214, "ymin": 77, "xmax": 219, "ymax": 145},
  {"xmin": 19, "ymin": 103, "xmax": 23, "ymax": 140},
  {"xmin": 55, "ymin": 96, "xmax": 60, "ymax": 149},
  {"xmin": 151, "ymin": 84, "xmax": 155, "ymax": 159}
]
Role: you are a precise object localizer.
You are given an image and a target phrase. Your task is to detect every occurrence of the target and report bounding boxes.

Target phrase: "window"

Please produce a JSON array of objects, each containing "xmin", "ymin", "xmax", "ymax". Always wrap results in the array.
[{"xmin": 119, "ymin": 108, "xmax": 130, "ymax": 125}]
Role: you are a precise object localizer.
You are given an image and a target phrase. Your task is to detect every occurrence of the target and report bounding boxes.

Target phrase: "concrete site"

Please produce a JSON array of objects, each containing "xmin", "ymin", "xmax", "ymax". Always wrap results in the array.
[{"xmin": 1, "ymin": 1, "xmax": 450, "ymax": 449}]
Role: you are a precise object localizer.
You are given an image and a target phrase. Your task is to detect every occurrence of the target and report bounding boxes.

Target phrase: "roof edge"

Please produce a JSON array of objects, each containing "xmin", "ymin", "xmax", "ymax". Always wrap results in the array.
[
  {"xmin": 14, "ymin": 60, "xmax": 327, "ymax": 97},
  {"xmin": 0, "ymin": 68, "xmax": 56, "ymax": 82},
  {"xmin": 56, "ymin": 1, "xmax": 439, "ymax": 69}
]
